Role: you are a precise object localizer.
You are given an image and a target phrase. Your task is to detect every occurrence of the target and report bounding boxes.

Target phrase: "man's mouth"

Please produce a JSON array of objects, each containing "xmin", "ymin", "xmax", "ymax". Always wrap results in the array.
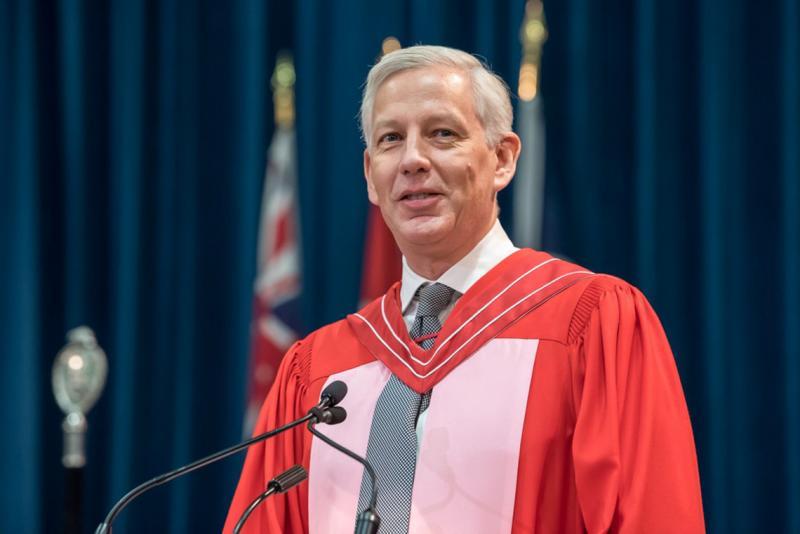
[{"xmin": 402, "ymin": 192, "xmax": 439, "ymax": 201}]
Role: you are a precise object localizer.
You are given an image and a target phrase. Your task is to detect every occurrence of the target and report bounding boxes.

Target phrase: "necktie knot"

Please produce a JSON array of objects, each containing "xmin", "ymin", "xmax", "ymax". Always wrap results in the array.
[{"xmin": 415, "ymin": 282, "xmax": 455, "ymax": 318}]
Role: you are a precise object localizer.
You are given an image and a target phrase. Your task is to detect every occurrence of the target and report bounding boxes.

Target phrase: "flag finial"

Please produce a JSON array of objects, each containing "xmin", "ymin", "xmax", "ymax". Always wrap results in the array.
[
  {"xmin": 518, "ymin": 0, "xmax": 548, "ymax": 101},
  {"xmin": 272, "ymin": 51, "xmax": 295, "ymax": 128}
]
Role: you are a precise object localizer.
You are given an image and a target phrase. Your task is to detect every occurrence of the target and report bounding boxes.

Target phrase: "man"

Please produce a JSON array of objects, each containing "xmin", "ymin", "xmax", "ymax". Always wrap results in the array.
[{"xmin": 225, "ymin": 45, "xmax": 705, "ymax": 533}]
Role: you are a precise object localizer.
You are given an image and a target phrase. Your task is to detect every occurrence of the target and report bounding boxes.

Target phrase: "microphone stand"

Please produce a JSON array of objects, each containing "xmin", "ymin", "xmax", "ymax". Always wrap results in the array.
[
  {"xmin": 94, "ymin": 381, "xmax": 348, "ymax": 534},
  {"xmin": 94, "ymin": 412, "xmax": 314, "ymax": 534}
]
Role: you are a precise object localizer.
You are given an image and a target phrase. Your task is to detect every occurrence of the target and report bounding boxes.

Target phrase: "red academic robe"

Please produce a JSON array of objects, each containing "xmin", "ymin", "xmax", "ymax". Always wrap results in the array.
[{"xmin": 224, "ymin": 249, "xmax": 705, "ymax": 533}]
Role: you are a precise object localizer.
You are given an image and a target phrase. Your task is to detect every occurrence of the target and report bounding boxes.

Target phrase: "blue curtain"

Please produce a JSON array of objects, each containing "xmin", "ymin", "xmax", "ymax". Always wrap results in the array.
[
  {"xmin": 1, "ymin": 1, "xmax": 291, "ymax": 532},
  {"xmin": 1, "ymin": 0, "xmax": 797, "ymax": 533},
  {"xmin": 542, "ymin": 0, "xmax": 800, "ymax": 532}
]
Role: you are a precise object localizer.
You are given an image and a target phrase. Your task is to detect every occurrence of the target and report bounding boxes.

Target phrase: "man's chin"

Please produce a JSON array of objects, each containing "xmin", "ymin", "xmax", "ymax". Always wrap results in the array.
[{"xmin": 393, "ymin": 216, "xmax": 450, "ymax": 244}]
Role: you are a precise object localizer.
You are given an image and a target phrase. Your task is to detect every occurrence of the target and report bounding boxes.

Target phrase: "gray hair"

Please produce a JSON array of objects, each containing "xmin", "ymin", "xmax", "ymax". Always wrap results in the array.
[{"xmin": 360, "ymin": 45, "xmax": 513, "ymax": 147}]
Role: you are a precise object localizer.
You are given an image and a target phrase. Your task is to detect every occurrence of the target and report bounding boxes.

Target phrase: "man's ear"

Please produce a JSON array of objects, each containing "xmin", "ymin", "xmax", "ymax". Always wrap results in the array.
[
  {"xmin": 493, "ymin": 132, "xmax": 522, "ymax": 193},
  {"xmin": 364, "ymin": 148, "xmax": 379, "ymax": 205}
]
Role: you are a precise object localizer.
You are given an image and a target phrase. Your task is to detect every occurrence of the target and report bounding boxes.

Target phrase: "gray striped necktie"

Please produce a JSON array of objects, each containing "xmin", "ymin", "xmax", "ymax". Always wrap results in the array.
[{"xmin": 356, "ymin": 283, "xmax": 455, "ymax": 532}]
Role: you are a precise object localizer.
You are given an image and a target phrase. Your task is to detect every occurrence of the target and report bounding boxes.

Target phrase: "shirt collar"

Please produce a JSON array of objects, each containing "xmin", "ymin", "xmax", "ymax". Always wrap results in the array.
[{"xmin": 399, "ymin": 219, "xmax": 518, "ymax": 312}]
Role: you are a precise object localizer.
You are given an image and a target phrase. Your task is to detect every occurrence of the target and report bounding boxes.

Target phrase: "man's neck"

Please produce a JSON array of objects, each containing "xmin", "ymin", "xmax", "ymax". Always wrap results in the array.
[
  {"xmin": 402, "ymin": 220, "xmax": 496, "ymax": 280},
  {"xmin": 398, "ymin": 219, "xmax": 518, "ymax": 311},
  {"xmin": 404, "ymin": 256, "xmax": 461, "ymax": 281}
]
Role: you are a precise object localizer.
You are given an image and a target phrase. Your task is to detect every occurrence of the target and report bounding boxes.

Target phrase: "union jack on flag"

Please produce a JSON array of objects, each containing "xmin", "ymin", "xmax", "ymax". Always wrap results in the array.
[{"xmin": 244, "ymin": 126, "xmax": 302, "ymax": 435}]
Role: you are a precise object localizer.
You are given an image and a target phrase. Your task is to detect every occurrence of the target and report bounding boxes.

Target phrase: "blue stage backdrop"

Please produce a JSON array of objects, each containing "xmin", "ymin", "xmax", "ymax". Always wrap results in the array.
[{"xmin": 1, "ymin": 0, "xmax": 797, "ymax": 533}]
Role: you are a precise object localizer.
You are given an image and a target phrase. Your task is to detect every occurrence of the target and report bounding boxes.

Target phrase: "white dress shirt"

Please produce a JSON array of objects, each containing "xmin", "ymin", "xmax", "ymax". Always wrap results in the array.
[{"xmin": 400, "ymin": 219, "xmax": 519, "ymax": 329}]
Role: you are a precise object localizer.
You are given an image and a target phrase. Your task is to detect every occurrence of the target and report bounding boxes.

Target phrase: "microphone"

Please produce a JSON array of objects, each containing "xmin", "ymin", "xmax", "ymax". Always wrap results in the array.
[
  {"xmin": 307, "ymin": 381, "xmax": 348, "ymax": 425},
  {"xmin": 232, "ymin": 465, "xmax": 308, "ymax": 534},
  {"xmin": 306, "ymin": 409, "xmax": 381, "ymax": 534},
  {"xmin": 320, "ymin": 380, "xmax": 348, "ymax": 406},
  {"xmin": 94, "ymin": 381, "xmax": 348, "ymax": 534}
]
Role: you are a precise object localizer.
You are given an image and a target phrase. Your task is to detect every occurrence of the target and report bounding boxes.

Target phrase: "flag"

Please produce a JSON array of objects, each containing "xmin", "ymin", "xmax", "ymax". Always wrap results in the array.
[
  {"xmin": 359, "ymin": 205, "xmax": 402, "ymax": 307},
  {"xmin": 244, "ymin": 126, "xmax": 302, "ymax": 435}
]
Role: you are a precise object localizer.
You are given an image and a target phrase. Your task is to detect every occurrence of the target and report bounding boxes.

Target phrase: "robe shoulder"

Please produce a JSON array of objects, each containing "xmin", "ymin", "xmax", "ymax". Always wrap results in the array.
[
  {"xmin": 566, "ymin": 275, "xmax": 706, "ymax": 532},
  {"xmin": 501, "ymin": 270, "xmax": 649, "ymax": 346},
  {"xmin": 507, "ymin": 267, "xmax": 705, "ymax": 532},
  {"xmin": 307, "ymin": 317, "xmax": 376, "ymax": 384}
]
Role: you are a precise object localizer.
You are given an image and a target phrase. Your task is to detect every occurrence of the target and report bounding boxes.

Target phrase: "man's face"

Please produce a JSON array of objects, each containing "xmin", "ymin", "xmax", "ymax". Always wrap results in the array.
[{"xmin": 364, "ymin": 66, "xmax": 516, "ymax": 263}]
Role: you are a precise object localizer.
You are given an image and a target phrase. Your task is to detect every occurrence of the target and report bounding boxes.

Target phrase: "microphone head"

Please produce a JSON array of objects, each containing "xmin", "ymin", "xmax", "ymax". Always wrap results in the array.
[
  {"xmin": 320, "ymin": 380, "xmax": 348, "ymax": 407},
  {"xmin": 323, "ymin": 406, "xmax": 347, "ymax": 425}
]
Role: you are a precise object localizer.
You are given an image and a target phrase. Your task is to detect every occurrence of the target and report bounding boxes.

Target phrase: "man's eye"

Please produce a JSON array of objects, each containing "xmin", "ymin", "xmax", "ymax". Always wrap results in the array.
[
  {"xmin": 379, "ymin": 133, "xmax": 401, "ymax": 144},
  {"xmin": 434, "ymin": 129, "xmax": 455, "ymax": 138}
]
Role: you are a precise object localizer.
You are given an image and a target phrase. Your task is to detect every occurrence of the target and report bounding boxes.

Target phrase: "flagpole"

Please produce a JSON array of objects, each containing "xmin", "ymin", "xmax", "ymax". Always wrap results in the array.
[{"xmin": 514, "ymin": 0, "xmax": 549, "ymax": 250}]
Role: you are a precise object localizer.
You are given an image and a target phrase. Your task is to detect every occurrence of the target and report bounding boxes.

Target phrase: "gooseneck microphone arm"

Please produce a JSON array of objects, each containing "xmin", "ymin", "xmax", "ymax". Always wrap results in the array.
[
  {"xmin": 307, "ymin": 419, "xmax": 381, "ymax": 533},
  {"xmin": 233, "ymin": 464, "xmax": 308, "ymax": 534},
  {"xmin": 95, "ymin": 380, "xmax": 349, "ymax": 534},
  {"xmin": 306, "ymin": 423, "xmax": 378, "ymax": 511}
]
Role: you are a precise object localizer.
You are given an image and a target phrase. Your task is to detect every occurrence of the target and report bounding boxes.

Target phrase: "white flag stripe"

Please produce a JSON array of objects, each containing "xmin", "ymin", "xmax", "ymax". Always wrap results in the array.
[
  {"xmin": 258, "ymin": 315, "xmax": 298, "ymax": 351},
  {"xmin": 256, "ymin": 246, "xmax": 301, "ymax": 298}
]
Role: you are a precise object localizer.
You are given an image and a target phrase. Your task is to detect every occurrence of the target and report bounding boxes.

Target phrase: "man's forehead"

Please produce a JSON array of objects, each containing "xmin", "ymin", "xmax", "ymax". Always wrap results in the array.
[
  {"xmin": 371, "ymin": 66, "xmax": 476, "ymax": 123},
  {"xmin": 376, "ymin": 65, "xmax": 471, "ymax": 97}
]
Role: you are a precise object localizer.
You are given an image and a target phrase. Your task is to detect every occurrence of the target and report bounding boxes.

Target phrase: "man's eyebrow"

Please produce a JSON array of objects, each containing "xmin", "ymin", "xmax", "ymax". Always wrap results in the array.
[
  {"xmin": 372, "ymin": 113, "xmax": 467, "ymax": 135},
  {"xmin": 422, "ymin": 112, "xmax": 467, "ymax": 127},
  {"xmin": 372, "ymin": 119, "xmax": 400, "ymax": 132}
]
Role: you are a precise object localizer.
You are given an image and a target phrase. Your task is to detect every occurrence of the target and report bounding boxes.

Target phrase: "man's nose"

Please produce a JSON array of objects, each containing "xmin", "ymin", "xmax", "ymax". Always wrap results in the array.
[{"xmin": 399, "ymin": 135, "xmax": 430, "ymax": 175}]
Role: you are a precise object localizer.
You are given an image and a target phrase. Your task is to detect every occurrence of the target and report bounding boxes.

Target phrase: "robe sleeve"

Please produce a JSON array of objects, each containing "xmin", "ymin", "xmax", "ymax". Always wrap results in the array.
[
  {"xmin": 570, "ymin": 279, "xmax": 705, "ymax": 533},
  {"xmin": 223, "ymin": 336, "xmax": 313, "ymax": 533}
]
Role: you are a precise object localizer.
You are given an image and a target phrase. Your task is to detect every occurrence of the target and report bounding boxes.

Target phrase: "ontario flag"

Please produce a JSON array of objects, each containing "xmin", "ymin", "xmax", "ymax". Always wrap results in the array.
[
  {"xmin": 244, "ymin": 125, "xmax": 302, "ymax": 435},
  {"xmin": 359, "ymin": 205, "xmax": 402, "ymax": 307}
]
